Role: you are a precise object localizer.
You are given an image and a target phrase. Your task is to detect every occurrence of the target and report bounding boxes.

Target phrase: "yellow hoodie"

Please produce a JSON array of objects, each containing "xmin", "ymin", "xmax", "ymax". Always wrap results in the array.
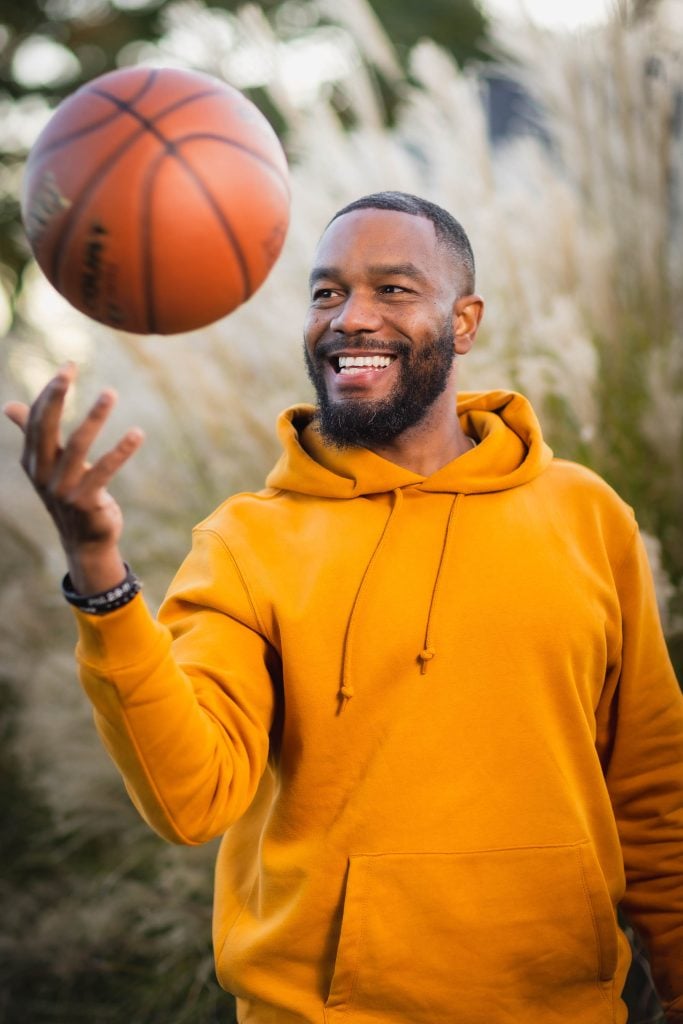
[{"xmin": 74, "ymin": 391, "xmax": 683, "ymax": 1024}]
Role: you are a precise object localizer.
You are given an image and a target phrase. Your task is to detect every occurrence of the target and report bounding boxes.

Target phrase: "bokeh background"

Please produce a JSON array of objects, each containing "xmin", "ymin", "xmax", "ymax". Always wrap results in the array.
[{"xmin": 1, "ymin": 0, "xmax": 681, "ymax": 1021}]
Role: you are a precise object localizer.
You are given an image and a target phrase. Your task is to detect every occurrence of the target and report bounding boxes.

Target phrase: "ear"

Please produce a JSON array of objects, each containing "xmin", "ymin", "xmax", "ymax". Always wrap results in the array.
[{"xmin": 453, "ymin": 294, "xmax": 484, "ymax": 355}]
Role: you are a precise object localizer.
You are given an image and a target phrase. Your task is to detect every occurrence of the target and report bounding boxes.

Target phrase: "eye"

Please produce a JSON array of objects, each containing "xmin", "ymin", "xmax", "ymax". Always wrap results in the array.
[
  {"xmin": 311, "ymin": 287, "xmax": 340, "ymax": 302},
  {"xmin": 379, "ymin": 284, "xmax": 409, "ymax": 295}
]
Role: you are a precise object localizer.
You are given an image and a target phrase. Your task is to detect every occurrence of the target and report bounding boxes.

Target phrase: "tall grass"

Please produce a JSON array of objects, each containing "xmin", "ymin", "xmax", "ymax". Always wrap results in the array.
[{"xmin": 0, "ymin": 2, "xmax": 679, "ymax": 1021}]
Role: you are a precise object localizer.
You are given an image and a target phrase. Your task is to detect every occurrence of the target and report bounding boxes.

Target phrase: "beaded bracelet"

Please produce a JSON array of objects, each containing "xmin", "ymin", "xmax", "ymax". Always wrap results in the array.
[{"xmin": 62, "ymin": 563, "xmax": 142, "ymax": 615}]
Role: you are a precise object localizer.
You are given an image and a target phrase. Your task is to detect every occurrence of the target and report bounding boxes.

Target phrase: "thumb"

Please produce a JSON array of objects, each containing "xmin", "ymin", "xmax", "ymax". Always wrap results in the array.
[{"xmin": 3, "ymin": 401, "xmax": 29, "ymax": 432}]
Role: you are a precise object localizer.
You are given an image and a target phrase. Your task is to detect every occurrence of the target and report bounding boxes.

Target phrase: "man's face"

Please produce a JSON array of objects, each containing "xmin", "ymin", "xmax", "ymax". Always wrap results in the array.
[{"xmin": 303, "ymin": 208, "xmax": 460, "ymax": 447}]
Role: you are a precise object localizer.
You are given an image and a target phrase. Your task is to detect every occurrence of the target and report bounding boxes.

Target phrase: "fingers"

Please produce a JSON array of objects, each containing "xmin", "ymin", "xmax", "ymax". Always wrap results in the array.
[
  {"xmin": 52, "ymin": 387, "xmax": 119, "ymax": 495},
  {"xmin": 68, "ymin": 427, "xmax": 145, "ymax": 505},
  {"xmin": 24, "ymin": 363, "xmax": 77, "ymax": 483},
  {"xmin": 4, "ymin": 364, "xmax": 144, "ymax": 505},
  {"xmin": 3, "ymin": 401, "xmax": 30, "ymax": 431},
  {"xmin": 5, "ymin": 366, "xmax": 144, "ymax": 558}
]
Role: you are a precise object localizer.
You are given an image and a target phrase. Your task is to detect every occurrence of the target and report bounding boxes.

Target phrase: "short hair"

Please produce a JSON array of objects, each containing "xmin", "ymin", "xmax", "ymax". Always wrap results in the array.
[{"xmin": 329, "ymin": 191, "xmax": 475, "ymax": 295}]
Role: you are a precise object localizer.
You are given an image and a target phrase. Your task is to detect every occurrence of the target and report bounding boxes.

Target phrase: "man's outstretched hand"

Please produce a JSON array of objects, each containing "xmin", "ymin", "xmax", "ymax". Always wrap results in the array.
[{"xmin": 3, "ymin": 363, "xmax": 144, "ymax": 595}]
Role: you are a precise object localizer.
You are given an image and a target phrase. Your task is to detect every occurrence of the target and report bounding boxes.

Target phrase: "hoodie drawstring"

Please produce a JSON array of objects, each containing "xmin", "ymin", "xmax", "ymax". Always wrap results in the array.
[
  {"xmin": 418, "ymin": 494, "xmax": 461, "ymax": 675},
  {"xmin": 338, "ymin": 488, "xmax": 404, "ymax": 713}
]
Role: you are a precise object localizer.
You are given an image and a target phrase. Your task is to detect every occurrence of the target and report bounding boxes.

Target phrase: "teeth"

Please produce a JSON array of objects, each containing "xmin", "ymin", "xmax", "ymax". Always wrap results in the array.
[{"xmin": 338, "ymin": 355, "xmax": 393, "ymax": 370}]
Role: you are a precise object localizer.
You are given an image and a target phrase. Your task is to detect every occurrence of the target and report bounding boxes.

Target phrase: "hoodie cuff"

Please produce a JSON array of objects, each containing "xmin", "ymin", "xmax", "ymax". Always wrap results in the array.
[{"xmin": 71, "ymin": 592, "xmax": 166, "ymax": 672}]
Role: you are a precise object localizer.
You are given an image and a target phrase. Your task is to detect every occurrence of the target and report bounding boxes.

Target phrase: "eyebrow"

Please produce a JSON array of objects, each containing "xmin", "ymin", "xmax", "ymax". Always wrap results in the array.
[{"xmin": 308, "ymin": 262, "xmax": 429, "ymax": 288}]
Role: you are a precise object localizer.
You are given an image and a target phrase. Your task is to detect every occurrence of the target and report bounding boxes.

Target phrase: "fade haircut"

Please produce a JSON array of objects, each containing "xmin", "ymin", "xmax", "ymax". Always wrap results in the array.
[{"xmin": 329, "ymin": 191, "xmax": 476, "ymax": 295}]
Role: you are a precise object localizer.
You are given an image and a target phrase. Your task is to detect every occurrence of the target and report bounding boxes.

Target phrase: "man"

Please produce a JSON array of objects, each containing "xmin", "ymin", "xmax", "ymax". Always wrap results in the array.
[{"xmin": 5, "ymin": 192, "xmax": 683, "ymax": 1023}]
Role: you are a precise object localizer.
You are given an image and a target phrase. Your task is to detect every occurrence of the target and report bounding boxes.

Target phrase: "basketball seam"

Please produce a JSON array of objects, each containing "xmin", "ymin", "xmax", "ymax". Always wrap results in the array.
[
  {"xmin": 139, "ymin": 148, "xmax": 169, "ymax": 335},
  {"xmin": 89, "ymin": 86, "xmax": 226, "ymax": 144},
  {"xmin": 142, "ymin": 149, "xmax": 253, "ymax": 333},
  {"xmin": 174, "ymin": 133, "xmax": 289, "ymax": 192},
  {"xmin": 31, "ymin": 69, "xmax": 159, "ymax": 159}
]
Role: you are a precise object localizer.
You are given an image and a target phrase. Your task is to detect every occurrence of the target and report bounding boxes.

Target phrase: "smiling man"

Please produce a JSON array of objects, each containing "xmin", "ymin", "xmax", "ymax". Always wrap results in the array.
[
  {"xmin": 302, "ymin": 195, "xmax": 481, "ymax": 470},
  {"xmin": 4, "ymin": 191, "xmax": 683, "ymax": 1024}
]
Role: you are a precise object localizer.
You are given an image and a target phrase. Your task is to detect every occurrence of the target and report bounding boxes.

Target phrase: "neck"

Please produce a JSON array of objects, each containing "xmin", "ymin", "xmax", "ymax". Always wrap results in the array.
[{"xmin": 365, "ymin": 387, "xmax": 470, "ymax": 475}]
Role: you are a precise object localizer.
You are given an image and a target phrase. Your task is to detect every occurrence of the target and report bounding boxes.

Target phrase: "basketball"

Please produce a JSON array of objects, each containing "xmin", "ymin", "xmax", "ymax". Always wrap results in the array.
[{"xmin": 21, "ymin": 66, "xmax": 291, "ymax": 335}]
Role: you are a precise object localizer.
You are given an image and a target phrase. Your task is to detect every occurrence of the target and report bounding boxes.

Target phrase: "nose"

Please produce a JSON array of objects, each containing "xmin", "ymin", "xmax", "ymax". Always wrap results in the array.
[{"xmin": 329, "ymin": 293, "xmax": 383, "ymax": 335}]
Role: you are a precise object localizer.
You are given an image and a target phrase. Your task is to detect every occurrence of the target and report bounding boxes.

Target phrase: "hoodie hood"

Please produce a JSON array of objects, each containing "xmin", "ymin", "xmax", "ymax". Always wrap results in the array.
[{"xmin": 266, "ymin": 390, "xmax": 553, "ymax": 496}]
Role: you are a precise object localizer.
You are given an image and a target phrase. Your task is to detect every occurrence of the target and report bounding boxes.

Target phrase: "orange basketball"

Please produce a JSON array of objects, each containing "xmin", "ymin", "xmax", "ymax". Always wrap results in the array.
[{"xmin": 21, "ymin": 66, "xmax": 290, "ymax": 335}]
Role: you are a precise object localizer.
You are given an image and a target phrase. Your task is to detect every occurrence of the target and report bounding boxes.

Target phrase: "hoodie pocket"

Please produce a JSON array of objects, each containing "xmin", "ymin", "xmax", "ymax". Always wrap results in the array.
[{"xmin": 324, "ymin": 842, "xmax": 618, "ymax": 1024}]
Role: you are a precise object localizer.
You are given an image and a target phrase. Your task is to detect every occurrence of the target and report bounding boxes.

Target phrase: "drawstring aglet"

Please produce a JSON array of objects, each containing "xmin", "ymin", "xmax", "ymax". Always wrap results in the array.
[
  {"xmin": 337, "ymin": 682, "xmax": 355, "ymax": 714},
  {"xmin": 419, "ymin": 647, "xmax": 436, "ymax": 675}
]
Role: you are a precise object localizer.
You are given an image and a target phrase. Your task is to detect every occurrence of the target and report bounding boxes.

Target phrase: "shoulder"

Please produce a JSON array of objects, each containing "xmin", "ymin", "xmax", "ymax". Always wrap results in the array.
[
  {"xmin": 192, "ymin": 486, "xmax": 306, "ymax": 555},
  {"xmin": 194, "ymin": 485, "xmax": 283, "ymax": 531},
  {"xmin": 543, "ymin": 458, "xmax": 631, "ymax": 505},
  {"xmin": 538, "ymin": 457, "xmax": 638, "ymax": 556}
]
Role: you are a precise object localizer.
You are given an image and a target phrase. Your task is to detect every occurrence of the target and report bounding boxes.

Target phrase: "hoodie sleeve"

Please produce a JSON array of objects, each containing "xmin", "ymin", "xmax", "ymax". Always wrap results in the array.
[
  {"xmin": 74, "ymin": 527, "xmax": 277, "ymax": 846},
  {"xmin": 599, "ymin": 528, "xmax": 683, "ymax": 1020}
]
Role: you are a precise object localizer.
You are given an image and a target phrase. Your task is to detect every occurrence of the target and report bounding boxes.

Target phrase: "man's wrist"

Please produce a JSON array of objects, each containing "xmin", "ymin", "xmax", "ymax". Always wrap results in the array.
[
  {"xmin": 64, "ymin": 544, "xmax": 128, "ymax": 596},
  {"xmin": 62, "ymin": 563, "xmax": 142, "ymax": 615}
]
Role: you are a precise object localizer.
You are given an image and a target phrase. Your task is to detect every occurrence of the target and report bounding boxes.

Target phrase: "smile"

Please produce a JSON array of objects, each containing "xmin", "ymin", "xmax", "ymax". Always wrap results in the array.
[{"xmin": 332, "ymin": 354, "xmax": 396, "ymax": 374}]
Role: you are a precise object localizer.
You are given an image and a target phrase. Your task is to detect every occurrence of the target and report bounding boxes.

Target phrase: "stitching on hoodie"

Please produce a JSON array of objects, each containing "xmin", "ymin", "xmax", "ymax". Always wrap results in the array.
[
  {"xmin": 575, "ymin": 843, "xmax": 616, "ymax": 1010},
  {"xmin": 326, "ymin": 859, "xmax": 369, "ymax": 1015},
  {"xmin": 610, "ymin": 522, "xmax": 640, "ymax": 580},
  {"xmin": 192, "ymin": 487, "xmax": 285, "ymax": 531},
  {"xmin": 196, "ymin": 526, "xmax": 269, "ymax": 639},
  {"xmin": 214, "ymin": 871, "xmax": 260, "ymax": 973},
  {"xmin": 352, "ymin": 840, "xmax": 591, "ymax": 857},
  {"xmin": 345, "ymin": 862, "xmax": 370, "ymax": 1013}
]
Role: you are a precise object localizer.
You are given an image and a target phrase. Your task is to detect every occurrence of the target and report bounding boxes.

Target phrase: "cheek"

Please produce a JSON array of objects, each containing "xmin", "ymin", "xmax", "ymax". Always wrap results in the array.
[{"xmin": 303, "ymin": 310, "xmax": 328, "ymax": 349}]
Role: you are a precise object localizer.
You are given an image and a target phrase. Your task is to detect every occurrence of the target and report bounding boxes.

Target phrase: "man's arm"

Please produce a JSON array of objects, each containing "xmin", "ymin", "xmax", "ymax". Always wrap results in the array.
[
  {"xmin": 4, "ymin": 364, "xmax": 275, "ymax": 844},
  {"xmin": 598, "ymin": 529, "xmax": 683, "ymax": 1021},
  {"xmin": 73, "ymin": 523, "xmax": 276, "ymax": 844}
]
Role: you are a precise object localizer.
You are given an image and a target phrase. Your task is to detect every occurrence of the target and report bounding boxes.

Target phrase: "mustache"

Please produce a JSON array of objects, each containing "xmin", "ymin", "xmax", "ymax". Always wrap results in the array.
[{"xmin": 312, "ymin": 337, "xmax": 410, "ymax": 361}]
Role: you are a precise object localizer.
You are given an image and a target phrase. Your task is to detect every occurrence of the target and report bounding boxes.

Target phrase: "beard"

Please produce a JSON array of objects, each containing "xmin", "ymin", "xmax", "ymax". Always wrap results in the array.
[{"xmin": 304, "ymin": 322, "xmax": 456, "ymax": 447}]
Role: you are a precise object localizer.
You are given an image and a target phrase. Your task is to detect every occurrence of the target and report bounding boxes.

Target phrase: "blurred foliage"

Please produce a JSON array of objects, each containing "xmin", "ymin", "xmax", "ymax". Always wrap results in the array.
[
  {"xmin": 0, "ymin": 679, "xmax": 234, "ymax": 1023},
  {"xmin": 0, "ymin": 0, "xmax": 489, "ymax": 99},
  {"xmin": 360, "ymin": 0, "xmax": 489, "ymax": 65},
  {"xmin": 0, "ymin": 0, "xmax": 491, "ymax": 289}
]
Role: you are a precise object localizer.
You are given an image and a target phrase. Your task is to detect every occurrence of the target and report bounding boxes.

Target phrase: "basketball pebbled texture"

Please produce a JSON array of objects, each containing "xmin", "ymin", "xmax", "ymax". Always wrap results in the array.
[{"xmin": 21, "ymin": 66, "xmax": 291, "ymax": 335}]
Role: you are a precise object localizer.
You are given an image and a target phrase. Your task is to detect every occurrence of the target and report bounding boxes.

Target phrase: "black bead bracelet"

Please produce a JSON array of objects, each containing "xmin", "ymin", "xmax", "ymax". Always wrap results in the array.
[{"xmin": 62, "ymin": 563, "xmax": 142, "ymax": 615}]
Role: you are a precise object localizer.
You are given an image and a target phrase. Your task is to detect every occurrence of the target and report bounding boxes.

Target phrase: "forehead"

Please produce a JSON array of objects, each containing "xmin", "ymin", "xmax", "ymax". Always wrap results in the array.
[{"xmin": 313, "ymin": 208, "xmax": 442, "ymax": 272}]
